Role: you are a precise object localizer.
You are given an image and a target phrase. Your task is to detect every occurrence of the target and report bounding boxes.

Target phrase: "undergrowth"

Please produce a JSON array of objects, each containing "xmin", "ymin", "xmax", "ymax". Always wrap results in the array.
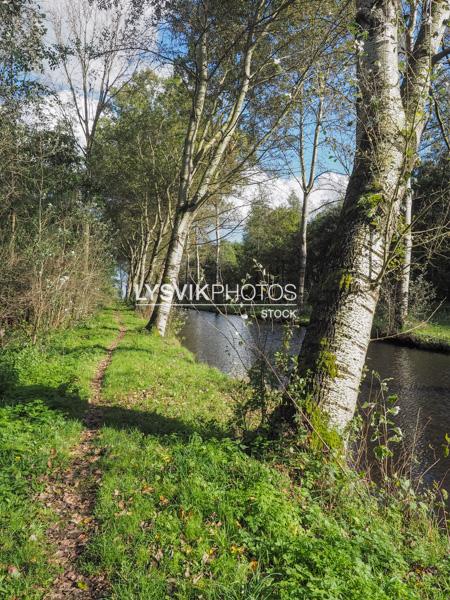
[{"xmin": 0, "ymin": 305, "xmax": 448, "ymax": 598}]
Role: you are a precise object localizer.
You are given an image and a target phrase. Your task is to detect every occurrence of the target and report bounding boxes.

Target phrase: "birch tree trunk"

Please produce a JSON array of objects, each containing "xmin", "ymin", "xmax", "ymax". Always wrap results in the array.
[
  {"xmin": 133, "ymin": 237, "xmax": 150, "ymax": 301},
  {"xmin": 293, "ymin": 0, "xmax": 450, "ymax": 432},
  {"xmin": 146, "ymin": 76, "xmax": 243, "ymax": 329},
  {"xmin": 147, "ymin": 209, "xmax": 193, "ymax": 335},
  {"xmin": 394, "ymin": 180, "xmax": 413, "ymax": 331},
  {"xmin": 215, "ymin": 201, "xmax": 221, "ymax": 285},
  {"xmin": 144, "ymin": 217, "xmax": 166, "ymax": 288},
  {"xmin": 145, "ymin": 0, "xmax": 295, "ymax": 336},
  {"xmin": 195, "ymin": 226, "xmax": 202, "ymax": 284},
  {"xmin": 298, "ymin": 191, "xmax": 309, "ymax": 309},
  {"xmin": 146, "ymin": 25, "xmax": 209, "ymax": 334},
  {"xmin": 9, "ymin": 209, "xmax": 16, "ymax": 261},
  {"xmin": 126, "ymin": 251, "xmax": 136, "ymax": 302}
]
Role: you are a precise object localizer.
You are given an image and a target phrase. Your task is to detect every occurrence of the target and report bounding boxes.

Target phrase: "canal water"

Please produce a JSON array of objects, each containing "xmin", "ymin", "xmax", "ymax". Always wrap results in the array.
[{"xmin": 181, "ymin": 310, "xmax": 450, "ymax": 491}]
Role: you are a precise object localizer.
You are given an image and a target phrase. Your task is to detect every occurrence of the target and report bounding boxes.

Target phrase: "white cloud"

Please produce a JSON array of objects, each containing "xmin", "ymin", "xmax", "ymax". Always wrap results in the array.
[
  {"xmin": 221, "ymin": 170, "xmax": 348, "ymax": 242},
  {"xmin": 307, "ymin": 172, "xmax": 349, "ymax": 216},
  {"xmin": 228, "ymin": 170, "xmax": 348, "ymax": 218}
]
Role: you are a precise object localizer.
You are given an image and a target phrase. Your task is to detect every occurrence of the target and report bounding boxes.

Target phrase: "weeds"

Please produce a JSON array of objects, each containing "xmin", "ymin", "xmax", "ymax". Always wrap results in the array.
[{"xmin": 0, "ymin": 306, "xmax": 449, "ymax": 598}]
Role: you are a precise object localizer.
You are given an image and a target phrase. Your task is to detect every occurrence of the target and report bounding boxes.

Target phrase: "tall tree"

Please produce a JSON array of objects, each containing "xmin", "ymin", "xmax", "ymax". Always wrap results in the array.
[
  {"xmin": 279, "ymin": 52, "xmax": 351, "ymax": 309},
  {"xmin": 291, "ymin": 0, "xmax": 450, "ymax": 431},
  {"xmin": 93, "ymin": 71, "xmax": 186, "ymax": 300},
  {"xmin": 146, "ymin": 0, "xmax": 345, "ymax": 335},
  {"xmin": 394, "ymin": 10, "xmax": 450, "ymax": 329},
  {"xmin": 297, "ymin": 94, "xmax": 323, "ymax": 310},
  {"xmin": 0, "ymin": 0, "xmax": 46, "ymax": 260},
  {"xmin": 412, "ymin": 156, "xmax": 450, "ymax": 300},
  {"xmin": 240, "ymin": 190, "xmax": 300, "ymax": 284},
  {"xmin": 48, "ymin": 0, "xmax": 145, "ymax": 176}
]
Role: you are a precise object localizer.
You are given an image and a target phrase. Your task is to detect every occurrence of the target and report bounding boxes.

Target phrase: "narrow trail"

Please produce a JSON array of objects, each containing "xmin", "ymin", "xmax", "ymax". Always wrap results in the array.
[{"xmin": 40, "ymin": 322, "xmax": 126, "ymax": 600}]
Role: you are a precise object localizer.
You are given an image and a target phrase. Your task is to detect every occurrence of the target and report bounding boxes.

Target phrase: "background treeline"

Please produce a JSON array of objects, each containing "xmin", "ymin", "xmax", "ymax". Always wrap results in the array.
[
  {"xmin": 0, "ymin": 0, "xmax": 113, "ymax": 342},
  {"xmin": 183, "ymin": 160, "xmax": 449, "ymax": 328},
  {"xmin": 1, "ymin": 0, "xmax": 449, "ymax": 346}
]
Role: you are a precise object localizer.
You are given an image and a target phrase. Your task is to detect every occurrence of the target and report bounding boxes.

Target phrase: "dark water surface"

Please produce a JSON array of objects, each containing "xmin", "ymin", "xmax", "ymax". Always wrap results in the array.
[{"xmin": 181, "ymin": 310, "xmax": 450, "ymax": 490}]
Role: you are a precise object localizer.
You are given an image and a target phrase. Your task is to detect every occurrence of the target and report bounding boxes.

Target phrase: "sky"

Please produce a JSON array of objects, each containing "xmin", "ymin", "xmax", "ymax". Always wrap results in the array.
[
  {"xmin": 223, "ymin": 171, "xmax": 348, "ymax": 242},
  {"xmin": 37, "ymin": 0, "xmax": 350, "ymax": 228}
]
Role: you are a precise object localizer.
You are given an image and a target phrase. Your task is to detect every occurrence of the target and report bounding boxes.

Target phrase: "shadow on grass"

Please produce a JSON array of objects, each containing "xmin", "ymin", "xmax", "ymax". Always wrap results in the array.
[
  {"xmin": 2, "ymin": 381, "xmax": 230, "ymax": 441},
  {"xmin": 49, "ymin": 344, "xmax": 111, "ymax": 356}
]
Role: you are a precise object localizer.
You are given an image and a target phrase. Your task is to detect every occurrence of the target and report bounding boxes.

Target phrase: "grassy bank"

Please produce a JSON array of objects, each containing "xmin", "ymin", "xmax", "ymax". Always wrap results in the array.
[
  {"xmin": 0, "ymin": 309, "xmax": 121, "ymax": 597},
  {"xmin": 0, "ymin": 306, "xmax": 449, "ymax": 598},
  {"xmin": 379, "ymin": 308, "xmax": 450, "ymax": 354},
  {"xmin": 411, "ymin": 308, "xmax": 450, "ymax": 348}
]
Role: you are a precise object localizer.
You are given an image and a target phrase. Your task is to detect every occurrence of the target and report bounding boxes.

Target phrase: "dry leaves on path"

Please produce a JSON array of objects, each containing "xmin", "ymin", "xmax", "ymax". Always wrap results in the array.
[{"xmin": 40, "ymin": 324, "xmax": 126, "ymax": 599}]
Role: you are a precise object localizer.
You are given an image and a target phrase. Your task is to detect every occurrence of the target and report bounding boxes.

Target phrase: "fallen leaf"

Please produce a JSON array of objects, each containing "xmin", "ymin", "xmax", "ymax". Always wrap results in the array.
[
  {"xmin": 7, "ymin": 565, "xmax": 20, "ymax": 578},
  {"xmin": 249, "ymin": 559, "xmax": 258, "ymax": 571},
  {"xmin": 77, "ymin": 580, "xmax": 89, "ymax": 590}
]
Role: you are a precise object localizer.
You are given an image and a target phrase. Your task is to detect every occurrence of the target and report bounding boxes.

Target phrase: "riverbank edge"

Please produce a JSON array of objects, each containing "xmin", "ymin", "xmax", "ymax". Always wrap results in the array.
[
  {"xmin": 1, "ymin": 305, "xmax": 449, "ymax": 598},
  {"xmin": 182, "ymin": 305, "xmax": 450, "ymax": 354},
  {"xmin": 374, "ymin": 332, "xmax": 450, "ymax": 354}
]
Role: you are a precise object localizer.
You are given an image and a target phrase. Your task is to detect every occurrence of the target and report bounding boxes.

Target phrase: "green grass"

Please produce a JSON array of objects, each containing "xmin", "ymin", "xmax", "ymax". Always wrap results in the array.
[
  {"xmin": 0, "ymin": 308, "xmax": 121, "ymax": 598},
  {"xmin": 100, "ymin": 308, "xmax": 237, "ymax": 438},
  {"xmin": 0, "ymin": 305, "xmax": 449, "ymax": 598},
  {"xmin": 85, "ymin": 309, "xmax": 450, "ymax": 599},
  {"xmin": 413, "ymin": 308, "xmax": 450, "ymax": 345},
  {"xmin": 88, "ymin": 430, "xmax": 450, "ymax": 599}
]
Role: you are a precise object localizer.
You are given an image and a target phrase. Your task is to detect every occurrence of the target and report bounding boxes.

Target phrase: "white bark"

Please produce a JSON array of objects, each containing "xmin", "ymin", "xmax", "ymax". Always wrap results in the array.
[
  {"xmin": 297, "ymin": 0, "xmax": 450, "ymax": 432},
  {"xmin": 298, "ymin": 191, "xmax": 309, "ymax": 309},
  {"xmin": 395, "ymin": 180, "xmax": 413, "ymax": 330},
  {"xmin": 215, "ymin": 201, "xmax": 221, "ymax": 285},
  {"xmin": 195, "ymin": 225, "xmax": 202, "ymax": 284},
  {"xmin": 147, "ymin": 211, "xmax": 193, "ymax": 335},
  {"xmin": 147, "ymin": 1, "xmax": 265, "ymax": 335}
]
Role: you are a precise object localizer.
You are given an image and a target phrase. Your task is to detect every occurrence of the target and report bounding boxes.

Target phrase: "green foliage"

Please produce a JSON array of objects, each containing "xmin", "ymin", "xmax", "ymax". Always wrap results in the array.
[
  {"xmin": 306, "ymin": 204, "xmax": 342, "ymax": 293},
  {"xmin": 306, "ymin": 401, "xmax": 343, "ymax": 452},
  {"xmin": 357, "ymin": 191, "xmax": 384, "ymax": 226},
  {"xmin": 238, "ymin": 194, "xmax": 300, "ymax": 285},
  {"xmin": 407, "ymin": 275, "xmax": 438, "ymax": 322},
  {"xmin": 376, "ymin": 273, "xmax": 441, "ymax": 338},
  {"xmin": 0, "ymin": 50, "xmax": 113, "ymax": 338},
  {"xmin": 93, "ymin": 70, "xmax": 188, "ymax": 218},
  {"xmin": 413, "ymin": 157, "xmax": 450, "ymax": 299},
  {"xmin": 339, "ymin": 271, "xmax": 353, "ymax": 292},
  {"xmin": 316, "ymin": 338, "xmax": 338, "ymax": 379},
  {"xmin": 0, "ymin": 0, "xmax": 46, "ymax": 104},
  {"xmin": 98, "ymin": 309, "xmax": 238, "ymax": 438}
]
